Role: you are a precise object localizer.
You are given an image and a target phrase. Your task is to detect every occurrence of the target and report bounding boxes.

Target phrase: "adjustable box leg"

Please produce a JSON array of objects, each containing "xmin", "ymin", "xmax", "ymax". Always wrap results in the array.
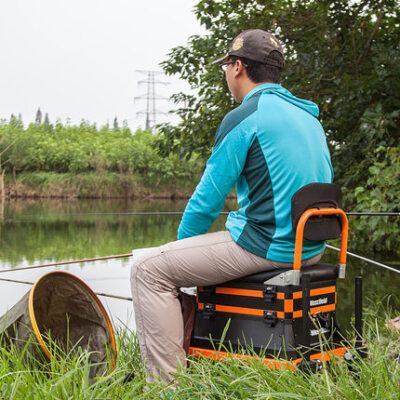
[
  {"xmin": 297, "ymin": 274, "xmax": 324, "ymax": 373},
  {"xmin": 355, "ymin": 276, "xmax": 366, "ymax": 358},
  {"xmin": 302, "ymin": 274, "xmax": 311, "ymax": 361}
]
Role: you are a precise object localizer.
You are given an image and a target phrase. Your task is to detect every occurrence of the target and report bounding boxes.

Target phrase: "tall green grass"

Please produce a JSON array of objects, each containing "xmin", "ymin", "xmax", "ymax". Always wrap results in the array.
[
  {"xmin": 6, "ymin": 171, "xmax": 198, "ymax": 199},
  {"xmin": 1, "ymin": 310, "xmax": 399, "ymax": 399}
]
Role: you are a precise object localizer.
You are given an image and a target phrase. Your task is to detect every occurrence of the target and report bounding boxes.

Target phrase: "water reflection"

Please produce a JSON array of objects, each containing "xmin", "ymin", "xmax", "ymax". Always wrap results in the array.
[
  {"xmin": 0, "ymin": 198, "xmax": 229, "ymax": 330},
  {"xmin": 0, "ymin": 198, "xmax": 398, "ymax": 333}
]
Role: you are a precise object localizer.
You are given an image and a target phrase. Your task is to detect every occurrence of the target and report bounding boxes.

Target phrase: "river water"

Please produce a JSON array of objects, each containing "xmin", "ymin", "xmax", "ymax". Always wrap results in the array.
[{"xmin": 0, "ymin": 198, "xmax": 399, "ymax": 332}]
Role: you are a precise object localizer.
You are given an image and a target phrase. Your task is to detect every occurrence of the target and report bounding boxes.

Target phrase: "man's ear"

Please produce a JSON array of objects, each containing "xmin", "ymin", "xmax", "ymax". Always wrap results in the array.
[{"xmin": 233, "ymin": 59, "xmax": 246, "ymax": 78}]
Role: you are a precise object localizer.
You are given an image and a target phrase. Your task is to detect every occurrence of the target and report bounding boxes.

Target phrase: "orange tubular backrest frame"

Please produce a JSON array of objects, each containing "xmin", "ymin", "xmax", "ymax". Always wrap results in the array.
[{"xmin": 293, "ymin": 208, "xmax": 348, "ymax": 272}]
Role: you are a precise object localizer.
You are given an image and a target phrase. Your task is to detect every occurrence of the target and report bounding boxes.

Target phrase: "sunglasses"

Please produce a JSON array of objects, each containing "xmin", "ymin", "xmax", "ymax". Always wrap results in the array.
[
  {"xmin": 220, "ymin": 60, "xmax": 248, "ymax": 71},
  {"xmin": 220, "ymin": 61, "xmax": 236, "ymax": 71}
]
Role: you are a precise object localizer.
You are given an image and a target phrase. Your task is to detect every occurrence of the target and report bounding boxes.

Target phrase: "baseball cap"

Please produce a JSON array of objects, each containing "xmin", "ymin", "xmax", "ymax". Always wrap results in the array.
[{"xmin": 212, "ymin": 29, "xmax": 284, "ymax": 67}]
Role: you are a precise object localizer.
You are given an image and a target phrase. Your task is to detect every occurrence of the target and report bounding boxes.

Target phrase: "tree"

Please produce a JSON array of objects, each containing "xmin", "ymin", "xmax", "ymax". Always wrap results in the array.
[
  {"xmin": 159, "ymin": 0, "xmax": 400, "ymax": 188},
  {"xmin": 113, "ymin": 116, "xmax": 119, "ymax": 130},
  {"xmin": 9, "ymin": 114, "xmax": 23, "ymax": 130},
  {"xmin": 35, "ymin": 108, "xmax": 42, "ymax": 125}
]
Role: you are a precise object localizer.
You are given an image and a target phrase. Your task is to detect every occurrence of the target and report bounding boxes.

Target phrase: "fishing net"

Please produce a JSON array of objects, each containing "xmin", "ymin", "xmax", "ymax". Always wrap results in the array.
[{"xmin": 0, "ymin": 271, "xmax": 116, "ymax": 377}]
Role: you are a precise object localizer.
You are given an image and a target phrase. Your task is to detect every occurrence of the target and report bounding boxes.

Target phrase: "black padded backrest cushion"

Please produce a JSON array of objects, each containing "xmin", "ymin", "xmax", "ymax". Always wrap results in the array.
[{"xmin": 291, "ymin": 183, "xmax": 343, "ymax": 241}]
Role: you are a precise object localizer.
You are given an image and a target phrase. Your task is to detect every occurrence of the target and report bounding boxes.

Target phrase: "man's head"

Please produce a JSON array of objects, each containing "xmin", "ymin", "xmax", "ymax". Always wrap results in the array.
[{"xmin": 213, "ymin": 29, "xmax": 285, "ymax": 103}]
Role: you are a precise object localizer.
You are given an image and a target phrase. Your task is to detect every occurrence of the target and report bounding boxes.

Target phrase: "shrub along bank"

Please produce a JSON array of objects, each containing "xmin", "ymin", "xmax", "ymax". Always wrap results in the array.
[{"xmin": 0, "ymin": 117, "xmax": 203, "ymax": 198}]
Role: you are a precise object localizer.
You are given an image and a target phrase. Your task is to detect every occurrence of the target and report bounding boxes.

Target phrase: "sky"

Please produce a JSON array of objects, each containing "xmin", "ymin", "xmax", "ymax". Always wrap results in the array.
[{"xmin": 0, "ymin": 0, "xmax": 205, "ymax": 129}]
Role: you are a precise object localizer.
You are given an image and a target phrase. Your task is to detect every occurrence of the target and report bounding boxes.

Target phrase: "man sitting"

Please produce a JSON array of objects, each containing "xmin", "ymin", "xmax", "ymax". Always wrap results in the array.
[{"xmin": 130, "ymin": 29, "xmax": 333, "ymax": 383}]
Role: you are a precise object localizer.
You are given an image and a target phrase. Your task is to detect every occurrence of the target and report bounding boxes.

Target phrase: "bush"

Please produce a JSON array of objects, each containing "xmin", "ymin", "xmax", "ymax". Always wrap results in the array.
[{"xmin": 0, "ymin": 119, "xmax": 203, "ymax": 185}]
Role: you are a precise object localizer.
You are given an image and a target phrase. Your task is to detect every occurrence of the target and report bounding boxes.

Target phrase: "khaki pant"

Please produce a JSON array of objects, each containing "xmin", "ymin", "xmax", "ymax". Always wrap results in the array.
[{"xmin": 130, "ymin": 231, "xmax": 322, "ymax": 383}]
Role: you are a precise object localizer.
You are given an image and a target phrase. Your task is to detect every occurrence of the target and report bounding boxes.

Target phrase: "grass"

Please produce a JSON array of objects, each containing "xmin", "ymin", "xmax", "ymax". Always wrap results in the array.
[
  {"xmin": 0, "ymin": 309, "xmax": 399, "ymax": 400},
  {"xmin": 5, "ymin": 172, "xmax": 198, "ymax": 199}
]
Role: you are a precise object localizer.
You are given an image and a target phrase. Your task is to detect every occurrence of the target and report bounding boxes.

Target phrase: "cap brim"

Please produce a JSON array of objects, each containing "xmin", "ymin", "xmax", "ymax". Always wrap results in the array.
[{"xmin": 211, "ymin": 53, "xmax": 229, "ymax": 65}]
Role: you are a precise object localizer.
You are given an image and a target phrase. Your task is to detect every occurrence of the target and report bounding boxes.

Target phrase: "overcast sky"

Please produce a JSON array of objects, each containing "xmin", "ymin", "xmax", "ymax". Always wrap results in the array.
[{"xmin": 0, "ymin": 0, "xmax": 205, "ymax": 129}]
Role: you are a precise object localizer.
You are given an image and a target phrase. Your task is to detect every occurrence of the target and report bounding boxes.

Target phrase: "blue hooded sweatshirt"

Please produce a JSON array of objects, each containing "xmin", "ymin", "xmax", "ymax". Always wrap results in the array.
[{"xmin": 177, "ymin": 83, "xmax": 333, "ymax": 263}]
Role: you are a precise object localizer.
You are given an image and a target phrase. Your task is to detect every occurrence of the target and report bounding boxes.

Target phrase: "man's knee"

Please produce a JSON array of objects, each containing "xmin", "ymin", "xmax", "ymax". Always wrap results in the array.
[
  {"xmin": 130, "ymin": 246, "xmax": 163, "ymax": 282},
  {"xmin": 130, "ymin": 255, "xmax": 151, "ymax": 289},
  {"xmin": 130, "ymin": 247, "xmax": 177, "ymax": 294}
]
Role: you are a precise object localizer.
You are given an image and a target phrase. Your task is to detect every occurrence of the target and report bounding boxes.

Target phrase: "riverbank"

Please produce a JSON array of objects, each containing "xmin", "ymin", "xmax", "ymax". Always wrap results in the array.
[
  {"xmin": 4, "ymin": 172, "xmax": 198, "ymax": 199},
  {"xmin": 0, "ymin": 309, "xmax": 399, "ymax": 399}
]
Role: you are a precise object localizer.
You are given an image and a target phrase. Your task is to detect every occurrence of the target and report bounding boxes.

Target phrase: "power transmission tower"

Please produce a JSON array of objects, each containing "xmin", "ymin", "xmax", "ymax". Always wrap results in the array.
[{"xmin": 135, "ymin": 70, "xmax": 170, "ymax": 130}]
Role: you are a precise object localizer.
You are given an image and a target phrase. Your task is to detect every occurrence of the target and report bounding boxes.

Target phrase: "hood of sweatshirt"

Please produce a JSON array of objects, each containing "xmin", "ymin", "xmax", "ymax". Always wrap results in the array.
[{"xmin": 242, "ymin": 83, "xmax": 320, "ymax": 118}]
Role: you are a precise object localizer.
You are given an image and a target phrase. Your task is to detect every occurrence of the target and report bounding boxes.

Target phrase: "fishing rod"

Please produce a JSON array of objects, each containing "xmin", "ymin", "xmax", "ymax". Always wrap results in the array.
[
  {"xmin": 1, "ymin": 244, "xmax": 398, "ymax": 303},
  {"xmin": 0, "ymin": 277, "xmax": 133, "ymax": 301},
  {"xmin": 0, "ymin": 253, "xmax": 132, "ymax": 274},
  {"xmin": 0, "ymin": 244, "xmax": 397, "ymax": 277},
  {"xmin": 5, "ymin": 211, "xmax": 400, "ymax": 219},
  {"xmin": 326, "ymin": 244, "xmax": 400, "ymax": 274},
  {"xmin": 346, "ymin": 212, "xmax": 400, "ymax": 217}
]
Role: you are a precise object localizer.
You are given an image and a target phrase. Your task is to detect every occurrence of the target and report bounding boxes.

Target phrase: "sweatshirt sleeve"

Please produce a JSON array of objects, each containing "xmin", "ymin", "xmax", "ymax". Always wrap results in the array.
[{"xmin": 177, "ymin": 126, "xmax": 252, "ymax": 240}]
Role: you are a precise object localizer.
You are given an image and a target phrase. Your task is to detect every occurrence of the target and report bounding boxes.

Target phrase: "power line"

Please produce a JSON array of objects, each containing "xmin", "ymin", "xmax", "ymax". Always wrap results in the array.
[{"xmin": 134, "ymin": 70, "xmax": 169, "ymax": 130}]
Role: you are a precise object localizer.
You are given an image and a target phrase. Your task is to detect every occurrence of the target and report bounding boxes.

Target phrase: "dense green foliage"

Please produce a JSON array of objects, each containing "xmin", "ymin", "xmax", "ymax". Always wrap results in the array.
[
  {"xmin": 0, "ymin": 311, "xmax": 400, "ymax": 399},
  {"xmin": 350, "ymin": 145, "xmax": 400, "ymax": 256},
  {"xmin": 0, "ymin": 117, "xmax": 201, "ymax": 185},
  {"xmin": 160, "ymin": 0, "xmax": 400, "ymax": 175},
  {"xmin": 160, "ymin": 0, "xmax": 400, "ymax": 256}
]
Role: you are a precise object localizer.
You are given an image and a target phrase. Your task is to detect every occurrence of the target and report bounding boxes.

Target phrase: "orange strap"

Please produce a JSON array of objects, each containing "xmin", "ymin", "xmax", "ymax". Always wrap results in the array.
[{"xmin": 188, "ymin": 346, "xmax": 348, "ymax": 368}]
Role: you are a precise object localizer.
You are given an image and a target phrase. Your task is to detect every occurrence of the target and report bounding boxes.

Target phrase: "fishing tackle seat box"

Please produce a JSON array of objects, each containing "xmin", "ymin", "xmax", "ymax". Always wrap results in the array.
[
  {"xmin": 189, "ymin": 183, "xmax": 347, "ymax": 363},
  {"xmin": 191, "ymin": 264, "xmax": 340, "ymax": 360}
]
